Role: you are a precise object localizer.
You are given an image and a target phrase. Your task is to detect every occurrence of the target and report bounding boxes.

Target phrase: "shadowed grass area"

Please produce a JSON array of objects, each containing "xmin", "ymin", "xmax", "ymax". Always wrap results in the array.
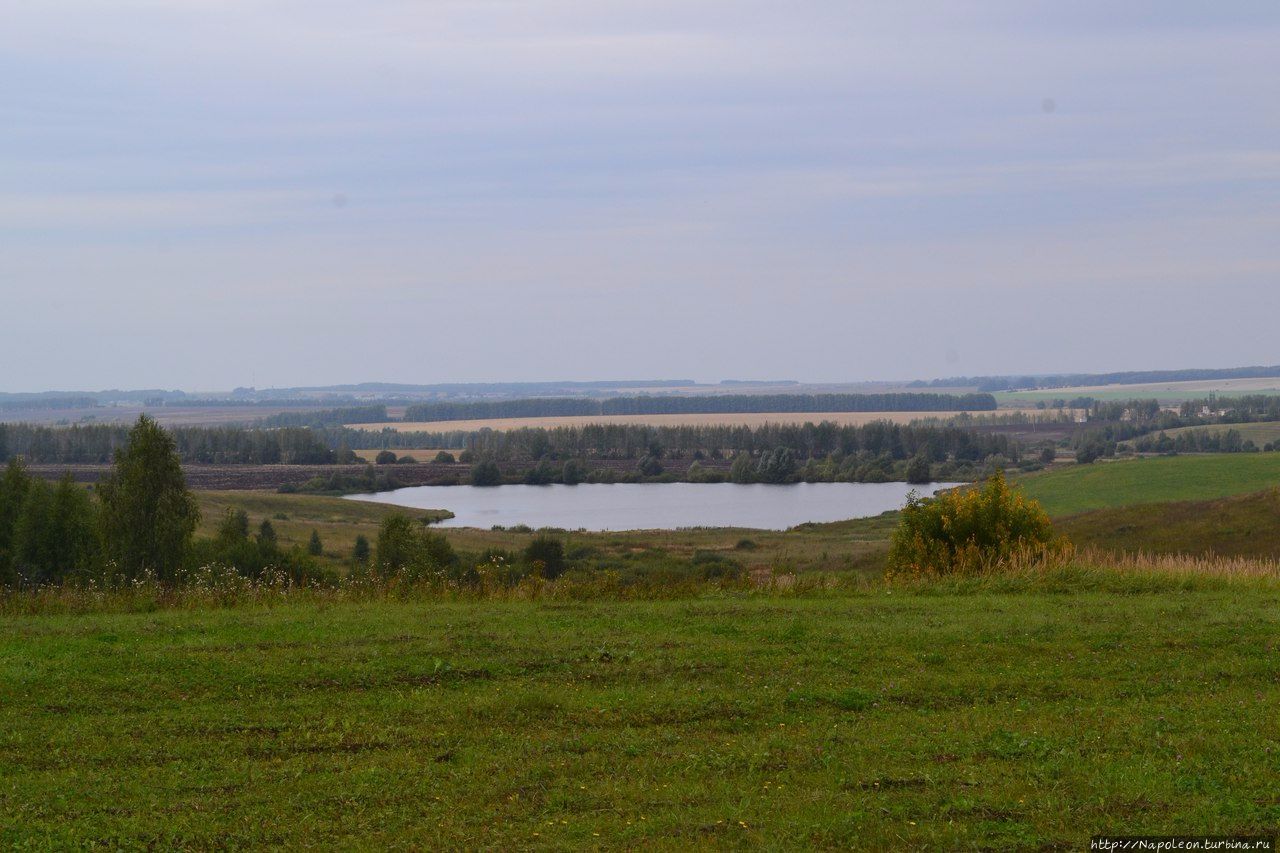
[
  {"xmin": 1060, "ymin": 488, "xmax": 1280, "ymax": 559},
  {"xmin": 2, "ymin": 585, "xmax": 1279, "ymax": 848},
  {"xmin": 1017, "ymin": 454, "xmax": 1280, "ymax": 516}
]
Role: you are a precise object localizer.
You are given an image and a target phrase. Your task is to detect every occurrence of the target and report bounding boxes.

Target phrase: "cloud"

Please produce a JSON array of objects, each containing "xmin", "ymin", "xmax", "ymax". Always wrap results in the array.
[{"xmin": 1, "ymin": 1, "xmax": 1278, "ymax": 388}]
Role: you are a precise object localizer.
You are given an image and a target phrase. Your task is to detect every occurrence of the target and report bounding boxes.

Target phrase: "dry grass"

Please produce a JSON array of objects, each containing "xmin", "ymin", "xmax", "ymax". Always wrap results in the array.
[
  {"xmin": 1075, "ymin": 547, "xmax": 1280, "ymax": 578},
  {"xmin": 358, "ymin": 410, "xmax": 1019, "ymax": 433}
]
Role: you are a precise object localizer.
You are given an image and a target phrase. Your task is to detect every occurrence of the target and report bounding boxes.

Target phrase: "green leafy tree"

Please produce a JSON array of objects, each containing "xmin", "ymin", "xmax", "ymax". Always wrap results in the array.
[
  {"xmin": 10, "ymin": 474, "xmax": 98, "ymax": 584},
  {"xmin": 352, "ymin": 534, "xmax": 371, "ymax": 564},
  {"xmin": 375, "ymin": 514, "xmax": 455, "ymax": 579},
  {"xmin": 98, "ymin": 416, "xmax": 199, "ymax": 580},
  {"xmin": 0, "ymin": 458, "xmax": 33, "ymax": 584},
  {"xmin": 307, "ymin": 529, "xmax": 324, "ymax": 557},
  {"xmin": 729, "ymin": 452, "xmax": 755, "ymax": 484},
  {"xmin": 905, "ymin": 455, "xmax": 931, "ymax": 485},
  {"xmin": 470, "ymin": 460, "xmax": 502, "ymax": 487},
  {"xmin": 522, "ymin": 535, "xmax": 566, "ymax": 579},
  {"xmin": 561, "ymin": 459, "xmax": 586, "ymax": 485},
  {"xmin": 754, "ymin": 448, "xmax": 798, "ymax": 484},
  {"xmin": 256, "ymin": 519, "xmax": 278, "ymax": 547},
  {"xmin": 216, "ymin": 509, "xmax": 251, "ymax": 546}
]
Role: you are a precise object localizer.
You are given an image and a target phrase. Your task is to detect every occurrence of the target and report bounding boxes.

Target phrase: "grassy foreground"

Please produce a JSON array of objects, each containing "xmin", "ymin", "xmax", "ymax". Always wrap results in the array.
[{"xmin": 3, "ymin": 586, "xmax": 1279, "ymax": 847}]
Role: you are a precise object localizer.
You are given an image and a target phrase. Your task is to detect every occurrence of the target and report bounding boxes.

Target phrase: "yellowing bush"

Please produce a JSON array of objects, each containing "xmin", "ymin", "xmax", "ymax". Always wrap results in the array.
[{"xmin": 888, "ymin": 472, "xmax": 1070, "ymax": 576}]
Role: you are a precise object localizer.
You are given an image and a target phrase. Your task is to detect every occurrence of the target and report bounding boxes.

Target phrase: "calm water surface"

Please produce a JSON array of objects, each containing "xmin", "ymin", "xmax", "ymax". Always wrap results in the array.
[{"xmin": 345, "ymin": 482, "xmax": 961, "ymax": 531}]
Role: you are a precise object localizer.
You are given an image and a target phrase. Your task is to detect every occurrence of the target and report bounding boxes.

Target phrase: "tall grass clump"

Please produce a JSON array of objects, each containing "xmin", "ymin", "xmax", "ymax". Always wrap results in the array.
[{"xmin": 888, "ymin": 471, "xmax": 1071, "ymax": 576}]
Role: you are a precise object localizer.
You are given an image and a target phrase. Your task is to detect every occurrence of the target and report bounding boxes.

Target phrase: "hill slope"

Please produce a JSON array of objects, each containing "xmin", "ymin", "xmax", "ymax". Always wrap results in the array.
[{"xmin": 1017, "ymin": 454, "xmax": 1280, "ymax": 516}]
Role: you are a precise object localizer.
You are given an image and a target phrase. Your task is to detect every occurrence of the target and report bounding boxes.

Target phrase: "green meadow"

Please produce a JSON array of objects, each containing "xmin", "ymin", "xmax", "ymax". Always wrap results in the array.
[
  {"xmin": 1017, "ymin": 453, "xmax": 1280, "ymax": 517},
  {"xmin": 4, "ymin": 584, "xmax": 1280, "ymax": 849}
]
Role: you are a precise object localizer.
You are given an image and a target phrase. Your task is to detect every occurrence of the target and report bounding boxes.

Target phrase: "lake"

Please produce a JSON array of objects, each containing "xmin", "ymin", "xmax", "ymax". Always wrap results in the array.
[{"xmin": 344, "ymin": 481, "xmax": 962, "ymax": 531}]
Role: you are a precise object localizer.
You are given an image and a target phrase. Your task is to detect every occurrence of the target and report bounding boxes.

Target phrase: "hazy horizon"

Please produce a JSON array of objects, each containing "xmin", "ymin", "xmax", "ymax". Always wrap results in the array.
[{"xmin": 5, "ymin": 1, "xmax": 1278, "ymax": 390}]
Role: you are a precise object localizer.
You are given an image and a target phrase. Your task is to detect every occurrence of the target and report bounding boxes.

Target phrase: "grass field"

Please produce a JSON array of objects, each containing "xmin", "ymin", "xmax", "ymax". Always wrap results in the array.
[
  {"xmin": 3, "ymin": 587, "xmax": 1278, "ymax": 848},
  {"xmin": 194, "ymin": 491, "xmax": 453, "ymax": 559},
  {"xmin": 1017, "ymin": 454, "xmax": 1280, "ymax": 516},
  {"xmin": 997, "ymin": 376, "xmax": 1280, "ymax": 405},
  {"xmin": 1158, "ymin": 422, "xmax": 1280, "ymax": 445},
  {"xmin": 1062, "ymin": 488, "xmax": 1280, "ymax": 559},
  {"xmin": 360, "ymin": 410, "xmax": 1019, "ymax": 433}
]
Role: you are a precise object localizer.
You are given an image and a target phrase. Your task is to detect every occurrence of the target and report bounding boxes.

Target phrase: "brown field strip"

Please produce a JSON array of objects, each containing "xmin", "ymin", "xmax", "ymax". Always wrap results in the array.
[{"xmin": 353, "ymin": 410, "xmax": 1025, "ymax": 433}]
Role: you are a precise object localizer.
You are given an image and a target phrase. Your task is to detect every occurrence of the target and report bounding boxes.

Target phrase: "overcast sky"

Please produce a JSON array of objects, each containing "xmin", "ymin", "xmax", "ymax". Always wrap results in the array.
[{"xmin": 3, "ymin": 1, "xmax": 1278, "ymax": 391}]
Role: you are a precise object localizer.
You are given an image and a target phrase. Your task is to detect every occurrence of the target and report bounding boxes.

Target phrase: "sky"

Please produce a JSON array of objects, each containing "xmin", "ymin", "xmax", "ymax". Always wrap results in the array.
[{"xmin": 3, "ymin": 1, "xmax": 1278, "ymax": 391}]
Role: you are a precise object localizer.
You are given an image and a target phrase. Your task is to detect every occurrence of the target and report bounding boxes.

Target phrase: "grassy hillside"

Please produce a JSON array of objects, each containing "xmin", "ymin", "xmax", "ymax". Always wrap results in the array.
[
  {"xmin": 1017, "ymin": 454, "xmax": 1280, "ymax": 516},
  {"xmin": 1159, "ymin": 422, "xmax": 1280, "ymax": 445},
  {"xmin": 1061, "ymin": 488, "xmax": 1280, "ymax": 559},
  {"xmin": 4, "ymin": 589, "xmax": 1279, "ymax": 848}
]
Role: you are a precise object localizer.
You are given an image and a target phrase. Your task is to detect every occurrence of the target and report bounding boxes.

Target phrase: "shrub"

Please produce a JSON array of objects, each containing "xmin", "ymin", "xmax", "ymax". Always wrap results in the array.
[
  {"xmin": 374, "ymin": 514, "xmax": 456, "ymax": 580},
  {"xmin": 636, "ymin": 455, "xmax": 664, "ymax": 477},
  {"xmin": 352, "ymin": 534, "xmax": 370, "ymax": 564},
  {"xmin": 470, "ymin": 460, "xmax": 503, "ymax": 487},
  {"xmin": 905, "ymin": 455, "xmax": 931, "ymax": 484},
  {"xmin": 561, "ymin": 459, "xmax": 587, "ymax": 485},
  {"xmin": 434, "ymin": 451, "xmax": 456, "ymax": 464},
  {"xmin": 374, "ymin": 450, "xmax": 398, "ymax": 465},
  {"xmin": 522, "ymin": 535, "xmax": 566, "ymax": 579},
  {"xmin": 887, "ymin": 472, "xmax": 1069, "ymax": 576}
]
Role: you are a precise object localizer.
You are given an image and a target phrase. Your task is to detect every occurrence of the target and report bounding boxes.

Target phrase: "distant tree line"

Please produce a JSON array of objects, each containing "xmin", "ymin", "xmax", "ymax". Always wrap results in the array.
[
  {"xmin": 0, "ymin": 417, "xmax": 336, "ymax": 588},
  {"xmin": 449, "ymin": 421, "xmax": 1010, "ymax": 462},
  {"xmin": 916, "ymin": 365, "xmax": 1280, "ymax": 393},
  {"xmin": 0, "ymin": 396, "xmax": 98, "ymax": 412},
  {"xmin": 0, "ymin": 423, "xmax": 336, "ymax": 465},
  {"xmin": 255, "ymin": 405, "xmax": 388, "ymax": 429},
  {"xmin": 402, "ymin": 392, "xmax": 997, "ymax": 422}
]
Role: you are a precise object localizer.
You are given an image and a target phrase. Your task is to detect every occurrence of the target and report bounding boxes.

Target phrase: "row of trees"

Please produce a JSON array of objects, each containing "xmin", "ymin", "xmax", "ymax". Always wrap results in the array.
[
  {"xmin": 402, "ymin": 392, "xmax": 997, "ymax": 422},
  {"xmin": 1, "ymin": 417, "xmax": 199, "ymax": 584},
  {"xmin": 0, "ymin": 417, "xmax": 350, "ymax": 587},
  {"xmin": 0, "ymin": 423, "xmax": 336, "ymax": 465},
  {"xmin": 441, "ymin": 421, "xmax": 1014, "ymax": 464}
]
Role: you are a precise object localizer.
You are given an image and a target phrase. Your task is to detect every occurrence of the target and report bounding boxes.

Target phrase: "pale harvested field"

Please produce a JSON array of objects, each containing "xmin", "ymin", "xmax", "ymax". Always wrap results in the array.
[
  {"xmin": 353, "ymin": 410, "xmax": 1012, "ymax": 433},
  {"xmin": 998, "ymin": 376, "xmax": 1280, "ymax": 404}
]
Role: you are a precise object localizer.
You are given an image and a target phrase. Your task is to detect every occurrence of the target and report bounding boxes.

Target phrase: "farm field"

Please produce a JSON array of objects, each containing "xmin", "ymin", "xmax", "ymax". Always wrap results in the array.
[
  {"xmin": 361, "ymin": 410, "xmax": 1022, "ymax": 433},
  {"xmin": 1017, "ymin": 454, "xmax": 1280, "ymax": 516},
  {"xmin": 997, "ymin": 376, "xmax": 1280, "ymax": 405},
  {"xmin": 4, "ymin": 587, "xmax": 1279, "ymax": 848},
  {"xmin": 1157, "ymin": 421, "xmax": 1280, "ymax": 445}
]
